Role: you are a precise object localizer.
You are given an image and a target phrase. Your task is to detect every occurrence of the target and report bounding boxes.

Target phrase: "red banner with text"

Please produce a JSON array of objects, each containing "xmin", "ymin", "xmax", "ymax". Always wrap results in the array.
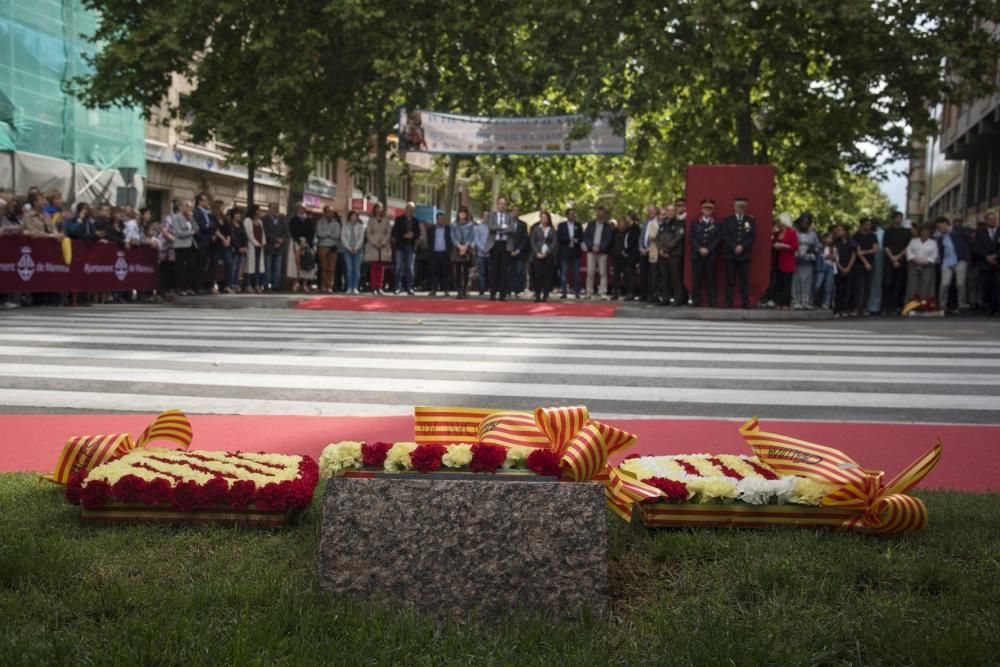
[{"xmin": 0, "ymin": 236, "xmax": 158, "ymax": 292}]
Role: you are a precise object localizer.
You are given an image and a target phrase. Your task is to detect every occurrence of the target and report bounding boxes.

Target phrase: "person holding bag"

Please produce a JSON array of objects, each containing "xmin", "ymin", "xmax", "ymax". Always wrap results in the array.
[
  {"xmin": 450, "ymin": 206, "xmax": 476, "ymax": 299},
  {"xmin": 364, "ymin": 203, "xmax": 392, "ymax": 295},
  {"xmin": 315, "ymin": 207, "xmax": 342, "ymax": 293},
  {"xmin": 530, "ymin": 211, "xmax": 558, "ymax": 302},
  {"xmin": 340, "ymin": 211, "xmax": 366, "ymax": 295}
]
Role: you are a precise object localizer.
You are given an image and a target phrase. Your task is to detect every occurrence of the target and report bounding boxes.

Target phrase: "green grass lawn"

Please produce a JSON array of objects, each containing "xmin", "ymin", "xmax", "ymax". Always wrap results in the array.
[{"xmin": 1, "ymin": 473, "xmax": 997, "ymax": 666}]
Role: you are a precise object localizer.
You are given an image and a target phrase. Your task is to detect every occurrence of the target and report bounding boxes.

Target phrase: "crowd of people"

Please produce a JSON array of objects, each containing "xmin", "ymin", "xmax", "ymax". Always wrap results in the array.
[{"xmin": 2, "ymin": 187, "xmax": 999, "ymax": 316}]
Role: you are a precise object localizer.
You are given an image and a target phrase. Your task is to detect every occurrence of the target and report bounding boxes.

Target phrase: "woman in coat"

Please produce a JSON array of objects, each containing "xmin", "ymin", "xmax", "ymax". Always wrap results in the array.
[
  {"xmin": 771, "ymin": 213, "xmax": 800, "ymax": 310},
  {"xmin": 530, "ymin": 211, "xmax": 558, "ymax": 302},
  {"xmin": 244, "ymin": 205, "xmax": 267, "ymax": 293},
  {"xmin": 363, "ymin": 203, "xmax": 392, "ymax": 295},
  {"xmin": 449, "ymin": 206, "xmax": 476, "ymax": 299},
  {"xmin": 341, "ymin": 211, "xmax": 366, "ymax": 295}
]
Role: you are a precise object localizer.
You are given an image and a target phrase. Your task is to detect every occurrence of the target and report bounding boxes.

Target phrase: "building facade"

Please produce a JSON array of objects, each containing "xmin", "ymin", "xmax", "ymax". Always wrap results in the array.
[
  {"xmin": 0, "ymin": 0, "xmax": 145, "ymax": 204},
  {"xmin": 913, "ymin": 21, "xmax": 1000, "ymax": 222}
]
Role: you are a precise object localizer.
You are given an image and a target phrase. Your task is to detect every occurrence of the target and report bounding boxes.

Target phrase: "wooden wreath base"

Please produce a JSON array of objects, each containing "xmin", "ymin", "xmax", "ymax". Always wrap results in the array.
[
  {"xmin": 81, "ymin": 501, "xmax": 291, "ymax": 527},
  {"xmin": 638, "ymin": 502, "xmax": 862, "ymax": 529}
]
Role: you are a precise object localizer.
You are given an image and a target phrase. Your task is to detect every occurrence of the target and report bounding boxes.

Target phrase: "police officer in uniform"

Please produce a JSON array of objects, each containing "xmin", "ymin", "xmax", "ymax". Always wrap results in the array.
[
  {"xmin": 722, "ymin": 196, "xmax": 756, "ymax": 308},
  {"xmin": 689, "ymin": 198, "xmax": 721, "ymax": 306}
]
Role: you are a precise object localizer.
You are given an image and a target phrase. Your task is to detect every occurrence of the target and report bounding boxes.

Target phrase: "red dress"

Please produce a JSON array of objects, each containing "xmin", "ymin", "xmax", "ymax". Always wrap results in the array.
[{"xmin": 776, "ymin": 227, "xmax": 799, "ymax": 274}]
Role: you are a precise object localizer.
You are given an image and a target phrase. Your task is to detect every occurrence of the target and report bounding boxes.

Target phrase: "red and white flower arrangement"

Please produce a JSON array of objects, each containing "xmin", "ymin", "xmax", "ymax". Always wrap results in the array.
[
  {"xmin": 320, "ymin": 441, "xmax": 563, "ymax": 478},
  {"xmin": 618, "ymin": 453, "xmax": 836, "ymax": 506},
  {"xmin": 66, "ymin": 449, "xmax": 320, "ymax": 515}
]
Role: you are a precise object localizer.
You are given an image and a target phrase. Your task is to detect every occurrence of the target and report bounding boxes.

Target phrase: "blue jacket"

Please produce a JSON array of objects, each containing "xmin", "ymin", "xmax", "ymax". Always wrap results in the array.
[{"xmin": 451, "ymin": 221, "xmax": 476, "ymax": 247}]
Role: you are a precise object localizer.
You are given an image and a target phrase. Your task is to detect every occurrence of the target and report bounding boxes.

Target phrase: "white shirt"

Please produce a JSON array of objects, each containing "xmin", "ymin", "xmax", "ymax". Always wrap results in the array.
[
  {"xmin": 906, "ymin": 237, "xmax": 939, "ymax": 265},
  {"xmin": 123, "ymin": 219, "xmax": 142, "ymax": 244},
  {"xmin": 593, "ymin": 222, "xmax": 603, "ymax": 249}
]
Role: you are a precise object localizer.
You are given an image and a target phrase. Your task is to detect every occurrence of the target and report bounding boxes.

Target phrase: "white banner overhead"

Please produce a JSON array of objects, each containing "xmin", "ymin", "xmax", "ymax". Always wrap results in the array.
[{"xmin": 398, "ymin": 110, "xmax": 626, "ymax": 156}]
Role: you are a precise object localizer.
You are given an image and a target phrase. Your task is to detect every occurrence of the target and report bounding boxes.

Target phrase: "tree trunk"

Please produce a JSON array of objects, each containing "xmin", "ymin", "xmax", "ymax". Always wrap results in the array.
[
  {"xmin": 735, "ymin": 52, "xmax": 765, "ymax": 164},
  {"xmin": 374, "ymin": 127, "xmax": 388, "ymax": 206},
  {"xmin": 443, "ymin": 155, "xmax": 459, "ymax": 220},
  {"xmin": 285, "ymin": 134, "xmax": 311, "ymax": 214},
  {"xmin": 246, "ymin": 145, "xmax": 256, "ymax": 208},
  {"xmin": 736, "ymin": 107, "xmax": 754, "ymax": 164}
]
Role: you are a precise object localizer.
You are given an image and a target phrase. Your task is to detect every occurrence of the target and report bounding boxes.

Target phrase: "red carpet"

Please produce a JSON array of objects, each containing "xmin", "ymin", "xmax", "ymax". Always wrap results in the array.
[
  {"xmin": 294, "ymin": 295, "xmax": 618, "ymax": 317},
  {"xmin": 3, "ymin": 415, "xmax": 996, "ymax": 493}
]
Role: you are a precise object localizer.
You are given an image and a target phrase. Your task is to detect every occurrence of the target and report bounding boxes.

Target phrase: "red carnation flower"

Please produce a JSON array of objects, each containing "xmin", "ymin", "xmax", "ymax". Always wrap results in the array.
[
  {"xmin": 287, "ymin": 479, "xmax": 314, "ymax": 509},
  {"xmin": 255, "ymin": 481, "xmax": 291, "ymax": 512},
  {"xmin": 624, "ymin": 453, "xmax": 642, "ymax": 460},
  {"xmin": 746, "ymin": 459, "xmax": 779, "ymax": 480},
  {"xmin": 137, "ymin": 477, "xmax": 172, "ymax": 506},
  {"xmin": 172, "ymin": 480, "xmax": 204, "ymax": 511},
  {"xmin": 110, "ymin": 474, "xmax": 146, "ymax": 504},
  {"xmin": 200, "ymin": 476, "xmax": 229, "ymax": 507},
  {"xmin": 470, "ymin": 443, "xmax": 507, "ymax": 473},
  {"xmin": 643, "ymin": 477, "xmax": 689, "ymax": 503},
  {"xmin": 708, "ymin": 457, "xmax": 744, "ymax": 481},
  {"xmin": 65, "ymin": 471, "xmax": 87, "ymax": 505},
  {"xmin": 80, "ymin": 479, "xmax": 111, "ymax": 510},
  {"xmin": 298, "ymin": 456, "xmax": 320, "ymax": 487},
  {"xmin": 362, "ymin": 442, "xmax": 393, "ymax": 467},
  {"xmin": 410, "ymin": 444, "xmax": 447, "ymax": 473},
  {"xmin": 526, "ymin": 449, "xmax": 561, "ymax": 477},
  {"xmin": 228, "ymin": 479, "xmax": 256, "ymax": 510}
]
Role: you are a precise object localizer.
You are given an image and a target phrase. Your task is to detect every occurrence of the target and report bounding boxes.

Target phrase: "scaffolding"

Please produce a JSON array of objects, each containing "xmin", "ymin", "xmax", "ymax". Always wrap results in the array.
[{"xmin": 0, "ymin": 0, "xmax": 145, "ymax": 202}]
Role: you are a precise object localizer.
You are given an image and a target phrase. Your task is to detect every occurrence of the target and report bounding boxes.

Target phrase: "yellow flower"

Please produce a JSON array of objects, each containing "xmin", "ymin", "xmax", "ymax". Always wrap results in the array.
[
  {"xmin": 384, "ymin": 442, "xmax": 419, "ymax": 471},
  {"xmin": 684, "ymin": 455, "xmax": 723, "ymax": 479},
  {"xmin": 319, "ymin": 441, "xmax": 363, "ymax": 477},
  {"xmin": 718, "ymin": 455, "xmax": 757, "ymax": 479},
  {"xmin": 442, "ymin": 444, "xmax": 473, "ymax": 468},
  {"xmin": 788, "ymin": 477, "xmax": 838, "ymax": 506},
  {"xmin": 502, "ymin": 446, "xmax": 535, "ymax": 469},
  {"xmin": 686, "ymin": 477, "xmax": 737, "ymax": 503},
  {"xmin": 84, "ymin": 448, "xmax": 302, "ymax": 488}
]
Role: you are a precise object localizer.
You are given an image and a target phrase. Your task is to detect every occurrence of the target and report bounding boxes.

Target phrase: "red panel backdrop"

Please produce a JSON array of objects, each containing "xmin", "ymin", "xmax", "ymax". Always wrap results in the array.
[{"xmin": 685, "ymin": 165, "xmax": 775, "ymax": 307}]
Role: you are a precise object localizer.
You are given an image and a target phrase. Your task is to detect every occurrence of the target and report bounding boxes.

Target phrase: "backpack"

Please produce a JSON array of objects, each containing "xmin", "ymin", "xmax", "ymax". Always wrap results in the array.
[{"xmin": 299, "ymin": 246, "xmax": 317, "ymax": 271}]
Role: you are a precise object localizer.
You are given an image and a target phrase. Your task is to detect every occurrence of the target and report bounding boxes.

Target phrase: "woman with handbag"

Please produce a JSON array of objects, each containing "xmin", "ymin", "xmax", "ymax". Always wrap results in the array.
[
  {"xmin": 341, "ymin": 211, "xmax": 366, "ymax": 295},
  {"xmin": 530, "ymin": 211, "xmax": 558, "ymax": 302},
  {"xmin": 363, "ymin": 203, "xmax": 391, "ymax": 295},
  {"xmin": 244, "ymin": 205, "xmax": 267, "ymax": 293},
  {"xmin": 449, "ymin": 206, "xmax": 475, "ymax": 299}
]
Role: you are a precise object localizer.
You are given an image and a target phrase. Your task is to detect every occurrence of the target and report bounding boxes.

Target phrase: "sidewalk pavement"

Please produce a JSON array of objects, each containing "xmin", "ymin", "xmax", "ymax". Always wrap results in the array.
[{"xmin": 170, "ymin": 292, "xmax": 835, "ymax": 320}]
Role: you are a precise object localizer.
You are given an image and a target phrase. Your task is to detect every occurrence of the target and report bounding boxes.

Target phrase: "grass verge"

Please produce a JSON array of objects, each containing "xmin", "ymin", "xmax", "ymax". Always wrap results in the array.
[{"xmin": 1, "ymin": 474, "xmax": 997, "ymax": 666}]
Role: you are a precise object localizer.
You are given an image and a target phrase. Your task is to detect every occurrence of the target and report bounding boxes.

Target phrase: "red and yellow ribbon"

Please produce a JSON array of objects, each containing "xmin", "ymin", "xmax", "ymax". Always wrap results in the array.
[
  {"xmin": 738, "ymin": 417, "xmax": 942, "ymax": 533},
  {"xmin": 415, "ymin": 406, "xmax": 662, "ymax": 520},
  {"xmin": 45, "ymin": 410, "xmax": 193, "ymax": 485}
]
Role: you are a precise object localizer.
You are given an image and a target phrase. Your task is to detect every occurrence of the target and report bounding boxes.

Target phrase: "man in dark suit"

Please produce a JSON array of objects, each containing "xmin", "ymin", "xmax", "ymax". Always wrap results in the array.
[
  {"xmin": 974, "ymin": 213, "xmax": 1000, "ymax": 315},
  {"xmin": 487, "ymin": 196, "xmax": 514, "ymax": 300},
  {"xmin": 722, "ymin": 196, "xmax": 756, "ymax": 308},
  {"xmin": 393, "ymin": 202, "xmax": 421, "ymax": 294},
  {"xmin": 689, "ymin": 198, "xmax": 721, "ymax": 306},
  {"xmin": 611, "ymin": 215, "xmax": 641, "ymax": 299},
  {"xmin": 192, "ymin": 192, "xmax": 216, "ymax": 293},
  {"xmin": 557, "ymin": 206, "xmax": 585, "ymax": 298},
  {"xmin": 657, "ymin": 203, "xmax": 685, "ymax": 305},
  {"xmin": 584, "ymin": 205, "xmax": 614, "ymax": 298},
  {"xmin": 427, "ymin": 212, "xmax": 453, "ymax": 296},
  {"xmin": 505, "ymin": 205, "xmax": 530, "ymax": 298}
]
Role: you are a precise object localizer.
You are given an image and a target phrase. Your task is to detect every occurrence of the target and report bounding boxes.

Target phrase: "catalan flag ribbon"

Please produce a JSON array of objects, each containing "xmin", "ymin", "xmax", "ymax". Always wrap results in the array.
[
  {"xmin": 45, "ymin": 410, "xmax": 193, "ymax": 485},
  {"xmin": 415, "ymin": 406, "xmax": 662, "ymax": 521},
  {"xmin": 738, "ymin": 417, "xmax": 942, "ymax": 534}
]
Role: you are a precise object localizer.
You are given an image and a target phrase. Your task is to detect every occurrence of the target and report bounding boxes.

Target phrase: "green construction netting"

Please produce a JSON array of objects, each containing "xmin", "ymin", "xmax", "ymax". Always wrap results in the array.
[{"xmin": 0, "ymin": 0, "xmax": 145, "ymax": 174}]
